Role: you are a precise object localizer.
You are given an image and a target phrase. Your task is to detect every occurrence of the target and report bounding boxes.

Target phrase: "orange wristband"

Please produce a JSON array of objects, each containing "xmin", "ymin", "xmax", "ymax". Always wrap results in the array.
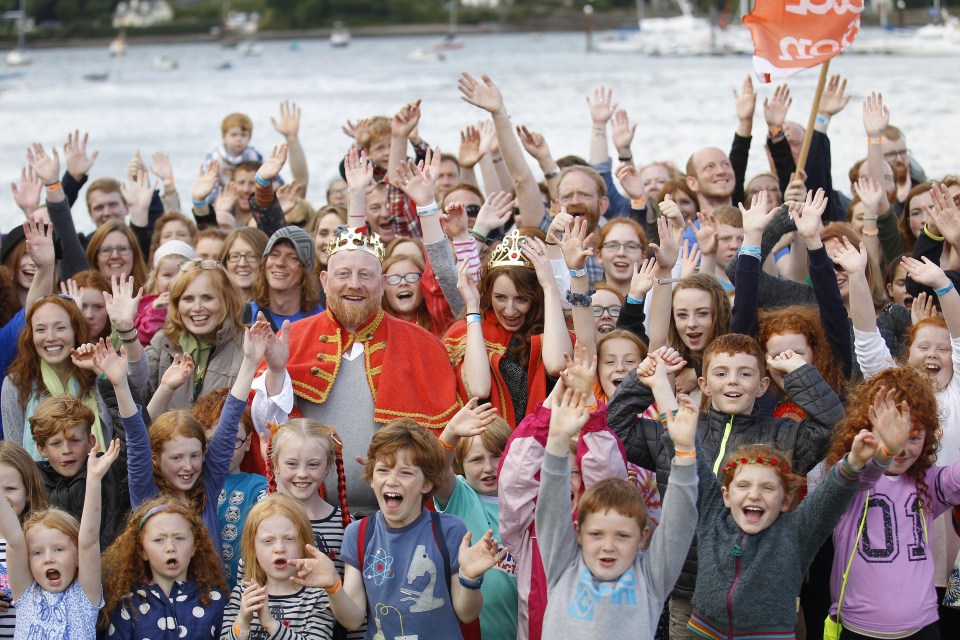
[
  {"xmin": 45, "ymin": 182, "xmax": 62, "ymax": 192},
  {"xmin": 880, "ymin": 441, "xmax": 897, "ymax": 457},
  {"xmin": 233, "ymin": 622, "xmax": 249, "ymax": 638},
  {"xmin": 439, "ymin": 436, "xmax": 455, "ymax": 451},
  {"xmin": 675, "ymin": 449, "xmax": 697, "ymax": 458},
  {"xmin": 326, "ymin": 577, "xmax": 343, "ymax": 595}
]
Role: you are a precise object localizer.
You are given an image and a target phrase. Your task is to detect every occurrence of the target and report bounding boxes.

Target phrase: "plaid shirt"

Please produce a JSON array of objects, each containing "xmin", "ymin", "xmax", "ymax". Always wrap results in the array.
[{"xmin": 383, "ymin": 138, "xmax": 431, "ymax": 239}]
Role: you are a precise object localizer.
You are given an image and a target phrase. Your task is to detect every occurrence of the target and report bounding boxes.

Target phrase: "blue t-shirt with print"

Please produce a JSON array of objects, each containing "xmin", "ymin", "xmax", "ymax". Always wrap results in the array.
[
  {"xmin": 340, "ymin": 509, "xmax": 467, "ymax": 640},
  {"xmin": 217, "ymin": 472, "xmax": 268, "ymax": 589}
]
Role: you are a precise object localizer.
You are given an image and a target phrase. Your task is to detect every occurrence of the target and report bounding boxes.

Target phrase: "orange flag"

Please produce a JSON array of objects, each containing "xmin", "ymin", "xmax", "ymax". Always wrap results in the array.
[{"xmin": 743, "ymin": 0, "xmax": 864, "ymax": 82}]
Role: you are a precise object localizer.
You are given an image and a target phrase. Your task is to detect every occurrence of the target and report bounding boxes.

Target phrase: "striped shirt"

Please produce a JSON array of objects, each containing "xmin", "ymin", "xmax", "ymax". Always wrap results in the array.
[
  {"xmin": 0, "ymin": 540, "xmax": 14, "ymax": 639},
  {"xmin": 220, "ymin": 584, "xmax": 334, "ymax": 640}
]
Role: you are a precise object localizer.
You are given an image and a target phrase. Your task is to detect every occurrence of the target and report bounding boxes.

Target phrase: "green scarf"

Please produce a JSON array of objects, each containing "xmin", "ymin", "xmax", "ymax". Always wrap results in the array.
[
  {"xmin": 22, "ymin": 361, "xmax": 103, "ymax": 461},
  {"xmin": 179, "ymin": 331, "xmax": 215, "ymax": 402}
]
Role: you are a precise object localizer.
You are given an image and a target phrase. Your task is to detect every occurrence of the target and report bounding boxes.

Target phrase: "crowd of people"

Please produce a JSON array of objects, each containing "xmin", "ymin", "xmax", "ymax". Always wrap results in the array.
[{"xmin": 0, "ymin": 68, "xmax": 958, "ymax": 640}]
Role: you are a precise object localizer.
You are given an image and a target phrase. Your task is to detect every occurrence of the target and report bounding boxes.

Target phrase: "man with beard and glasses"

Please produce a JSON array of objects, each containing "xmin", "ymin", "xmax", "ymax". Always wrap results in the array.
[
  {"xmin": 882, "ymin": 124, "xmax": 928, "ymax": 205},
  {"xmin": 250, "ymin": 226, "xmax": 460, "ymax": 515},
  {"xmin": 556, "ymin": 166, "xmax": 609, "ymax": 285}
]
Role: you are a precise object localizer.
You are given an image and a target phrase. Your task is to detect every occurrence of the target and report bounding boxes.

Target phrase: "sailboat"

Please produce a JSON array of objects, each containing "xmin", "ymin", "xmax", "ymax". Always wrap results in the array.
[
  {"xmin": 431, "ymin": 1, "xmax": 463, "ymax": 51},
  {"xmin": 5, "ymin": 0, "xmax": 31, "ymax": 66}
]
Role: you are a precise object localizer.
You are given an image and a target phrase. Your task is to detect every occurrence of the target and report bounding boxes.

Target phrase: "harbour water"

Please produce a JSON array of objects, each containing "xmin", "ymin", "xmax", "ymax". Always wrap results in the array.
[{"xmin": 1, "ymin": 30, "xmax": 958, "ymax": 233}]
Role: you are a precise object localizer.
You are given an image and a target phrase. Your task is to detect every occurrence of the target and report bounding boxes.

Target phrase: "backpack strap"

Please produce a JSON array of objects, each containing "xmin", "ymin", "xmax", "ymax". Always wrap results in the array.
[
  {"xmin": 429, "ymin": 510, "xmax": 452, "ymax": 595},
  {"xmin": 357, "ymin": 515, "xmax": 372, "ymax": 573}
]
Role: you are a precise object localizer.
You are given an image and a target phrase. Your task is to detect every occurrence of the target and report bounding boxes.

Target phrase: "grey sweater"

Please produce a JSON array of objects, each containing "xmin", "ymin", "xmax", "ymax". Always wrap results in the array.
[
  {"xmin": 537, "ymin": 451, "xmax": 697, "ymax": 639},
  {"xmin": 690, "ymin": 454, "xmax": 862, "ymax": 637}
]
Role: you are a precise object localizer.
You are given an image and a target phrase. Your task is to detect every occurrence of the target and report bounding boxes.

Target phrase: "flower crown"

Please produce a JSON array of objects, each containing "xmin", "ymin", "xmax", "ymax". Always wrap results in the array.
[
  {"xmin": 487, "ymin": 228, "xmax": 533, "ymax": 269},
  {"xmin": 721, "ymin": 454, "xmax": 789, "ymax": 477},
  {"xmin": 328, "ymin": 226, "xmax": 386, "ymax": 262}
]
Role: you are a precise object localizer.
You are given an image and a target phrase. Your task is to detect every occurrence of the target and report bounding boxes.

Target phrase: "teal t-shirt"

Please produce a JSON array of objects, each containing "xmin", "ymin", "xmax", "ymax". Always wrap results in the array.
[{"xmin": 436, "ymin": 476, "xmax": 519, "ymax": 640}]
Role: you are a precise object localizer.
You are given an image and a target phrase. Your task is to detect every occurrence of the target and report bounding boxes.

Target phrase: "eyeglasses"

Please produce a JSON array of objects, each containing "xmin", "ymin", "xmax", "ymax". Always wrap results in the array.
[
  {"xmin": 226, "ymin": 252, "xmax": 258, "ymax": 264},
  {"xmin": 883, "ymin": 148, "xmax": 909, "ymax": 160},
  {"xmin": 234, "ymin": 433, "xmax": 250, "ymax": 450},
  {"xmin": 464, "ymin": 204, "xmax": 481, "ymax": 217},
  {"xmin": 97, "ymin": 245, "xmax": 132, "ymax": 256},
  {"xmin": 601, "ymin": 241, "xmax": 643, "ymax": 252},
  {"xmin": 593, "ymin": 305, "xmax": 622, "ymax": 317},
  {"xmin": 386, "ymin": 272, "xmax": 422, "ymax": 285},
  {"xmin": 179, "ymin": 259, "xmax": 223, "ymax": 272}
]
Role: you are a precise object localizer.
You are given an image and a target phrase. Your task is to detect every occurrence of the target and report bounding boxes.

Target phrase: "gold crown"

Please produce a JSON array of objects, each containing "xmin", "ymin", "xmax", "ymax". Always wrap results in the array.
[
  {"xmin": 328, "ymin": 226, "xmax": 386, "ymax": 262},
  {"xmin": 487, "ymin": 229, "xmax": 533, "ymax": 269}
]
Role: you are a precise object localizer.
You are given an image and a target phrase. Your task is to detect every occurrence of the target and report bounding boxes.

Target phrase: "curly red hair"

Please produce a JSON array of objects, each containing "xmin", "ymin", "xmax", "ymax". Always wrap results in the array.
[
  {"xmin": 825, "ymin": 367, "xmax": 940, "ymax": 507},
  {"xmin": 99, "ymin": 497, "xmax": 226, "ymax": 630},
  {"xmin": 757, "ymin": 305, "xmax": 847, "ymax": 397}
]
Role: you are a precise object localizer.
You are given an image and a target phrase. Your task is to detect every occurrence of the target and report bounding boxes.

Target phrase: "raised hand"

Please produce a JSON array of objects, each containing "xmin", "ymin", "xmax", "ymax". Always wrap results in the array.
[
  {"xmin": 271, "ymin": 100, "xmax": 301, "ymax": 140},
  {"xmin": 734, "ymin": 75, "xmax": 757, "ymax": 123},
  {"xmin": 658, "ymin": 194, "xmax": 686, "ymax": 226},
  {"xmin": 395, "ymin": 148, "xmax": 441, "ymax": 206},
  {"xmin": 120, "ymin": 168, "xmax": 155, "ymax": 214},
  {"xmin": 852, "ymin": 175, "xmax": 886, "ymax": 216},
  {"xmin": 458, "ymin": 529, "xmax": 507, "ymax": 581},
  {"xmin": 63, "ymin": 130, "xmax": 98, "ymax": 180},
  {"xmin": 516, "ymin": 125, "xmax": 552, "ymax": 164},
  {"xmin": 70, "ymin": 343, "xmax": 100, "ymax": 373},
  {"xmin": 23, "ymin": 220, "xmax": 55, "ymax": 271},
  {"xmin": 442, "ymin": 202, "xmax": 469, "ymax": 239},
  {"xmin": 214, "ymin": 181, "xmax": 239, "ymax": 214},
  {"xmin": 519, "ymin": 236, "xmax": 554, "ymax": 288},
  {"xmin": 867, "ymin": 386, "xmax": 911, "ymax": 457},
  {"xmin": 257, "ymin": 144, "xmax": 288, "ymax": 183},
  {"xmin": 548, "ymin": 384, "xmax": 590, "ymax": 442},
  {"xmin": 191, "ymin": 161, "xmax": 220, "ymax": 204},
  {"xmin": 653, "ymin": 346, "xmax": 687, "ymax": 377},
  {"xmin": 819, "ymin": 74, "xmax": 851, "ymax": 117},
  {"xmin": 665, "ymin": 393, "xmax": 698, "ymax": 452},
  {"xmin": 629, "ymin": 258, "xmax": 657, "ymax": 300},
  {"xmin": 86, "ymin": 439, "xmax": 121, "ymax": 479},
  {"xmin": 243, "ymin": 315, "xmax": 273, "ymax": 363},
  {"xmin": 559, "ymin": 215, "xmax": 595, "ymax": 271},
  {"xmin": 610, "ymin": 109, "xmax": 637, "ymax": 157},
  {"xmin": 11, "ymin": 166, "xmax": 42, "ymax": 215},
  {"xmin": 126, "ymin": 150, "xmax": 147, "ymax": 183},
  {"xmin": 615, "ymin": 163, "xmax": 644, "ymax": 201},
  {"xmin": 783, "ymin": 169, "xmax": 807, "ymax": 206},
  {"xmin": 60, "ymin": 279, "xmax": 84, "ymax": 309},
  {"xmin": 560, "ymin": 343, "xmax": 598, "ymax": 397},
  {"xmin": 276, "ymin": 182, "xmax": 300, "ymax": 214},
  {"xmin": 910, "ymin": 291, "xmax": 937, "ymax": 325},
  {"xmin": 264, "ymin": 320, "xmax": 291, "ymax": 373},
  {"xmin": 93, "ymin": 339, "xmax": 128, "ymax": 386},
  {"xmin": 104, "ymin": 275, "xmax": 144, "ymax": 332},
  {"xmin": 791, "ymin": 188, "xmax": 827, "ymax": 239},
  {"xmin": 848, "ymin": 429, "xmax": 880, "ymax": 470},
  {"xmin": 679, "ymin": 241, "xmax": 702, "ymax": 279},
  {"xmin": 473, "ymin": 191, "xmax": 514, "ymax": 237},
  {"xmin": 26, "ymin": 143, "xmax": 60, "ymax": 186},
  {"xmin": 586, "ymin": 85, "xmax": 617, "ymax": 126},
  {"xmin": 391, "ymin": 100, "xmax": 422, "ymax": 140},
  {"xmin": 444, "ymin": 398, "xmax": 498, "ymax": 441},
  {"xmin": 648, "ymin": 215, "xmax": 682, "ymax": 269},
  {"xmin": 459, "ymin": 125, "xmax": 483, "ymax": 169},
  {"xmin": 925, "ymin": 183, "xmax": 960, "ymax": 247},
  {"xmin": 862, "ymin": 92, "xmax": 889, "ymax": 139},
  {"xmin": 343, "ymin": 147, "xmax": 373, "ymax": 195},
  {"xmin": 831, "ymin": 237, "xmax": 868, "ymax": 275},
  {"xmin": 901, "ymin": 256, "xmax": 951, "ymax": 290},
  {"xmin": 149, "ymin": 151, "xmax": 174, "ymax": 184},
  {"xmin": 763, "ymin": 84, "xmax": 792, "ymax": 130},
  {"xmin": 693, "ymin": 210, "xmax": 717, "ymax": 256},
  {"xmin": 290, "ymin": 546, "xmax": 341, "ymax": 590},
  {"xmin": 477, "ymin": 119, "xmax": 496, "ymax": 155},
  {"xmin": 159, "ymin": 353, "xmax": 195, "ymax": 391},
  {"xmin": 739, "ymin": 190, "xmax": 775, "ymax": 236},
  {"xmin": 236, "ymin": 581, "xmax": 269, "ymax": 627},
  {"xmin": 765, "ymin": 349, "xmax": 807, "ymax": 375},
  {"xmin": 456, "ymin": 260, "xmax": 481, "ymax": 307},
  {"xmin": 458, "ymin": 73, "xmax": 505, "ymax": 116}
]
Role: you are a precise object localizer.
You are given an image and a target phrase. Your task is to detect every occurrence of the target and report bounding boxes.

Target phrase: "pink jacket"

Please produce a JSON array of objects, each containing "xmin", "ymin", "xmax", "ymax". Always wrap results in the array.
[
  {"xmin": 135, "ymin": 295, "xmax": 167, "ymax": 347},
  {"xmin": 498, "ymin": 401, "xmax": 659, "ymax": 640}
]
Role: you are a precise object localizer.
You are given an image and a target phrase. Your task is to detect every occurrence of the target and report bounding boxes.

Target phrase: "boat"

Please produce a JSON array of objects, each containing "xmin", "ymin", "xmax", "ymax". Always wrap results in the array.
[
  {"xmin": 407, "ymin": 47, "xmax": 445, "ymax": 63},
  {"xmin": 429, "ymin": 1, "xmax": 463, "ymax": 51},
  {"xmin": 852, "ymin": 10, "xmax": 960, "ymax": 55},
  {"xmin": 83, "ymin": 71, "xmax": 109, "ymax": 82},
  {"xmin": 219, "ymin": 10, "xmax": 259, "ymax": 48},
  {"xmin": 330, "ymin": 21, "xmax": 350, "ymax": 48},
  {"xmin": 4, "ymin": 0, "xmax": 31, "ymax": 67}
]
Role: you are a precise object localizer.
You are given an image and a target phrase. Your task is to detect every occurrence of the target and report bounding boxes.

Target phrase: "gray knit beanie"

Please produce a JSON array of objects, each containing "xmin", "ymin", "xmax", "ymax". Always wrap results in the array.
[{"xmin": 263, "ymin": 226, "xmax": 315, "ymax": 271}]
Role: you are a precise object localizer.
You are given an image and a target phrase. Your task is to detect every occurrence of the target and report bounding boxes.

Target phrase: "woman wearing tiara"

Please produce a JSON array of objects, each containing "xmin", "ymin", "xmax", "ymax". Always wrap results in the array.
[{"xmin": 442, "ymin": 229, "xmax": 574, "ymax": 428}]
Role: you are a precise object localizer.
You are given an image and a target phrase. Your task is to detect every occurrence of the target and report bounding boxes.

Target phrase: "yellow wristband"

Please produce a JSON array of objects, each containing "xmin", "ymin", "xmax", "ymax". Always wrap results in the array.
[
  {"xmin": 326, "ymin": 577, "xmax": 343, "ymax": 595},
  {"xmin": 924, "ymin": 223, "xmax": 946, "ymax": 242}
]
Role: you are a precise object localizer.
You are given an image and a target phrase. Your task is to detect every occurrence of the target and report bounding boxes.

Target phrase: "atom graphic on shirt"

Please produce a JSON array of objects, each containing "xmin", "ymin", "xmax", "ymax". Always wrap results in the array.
[{"xmin": 364, "ymin": 548, "xmax": 396, "ymax": 585}]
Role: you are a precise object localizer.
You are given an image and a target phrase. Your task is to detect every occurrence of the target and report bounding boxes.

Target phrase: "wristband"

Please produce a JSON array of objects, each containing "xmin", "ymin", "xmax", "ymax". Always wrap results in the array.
[
  {"xmin": 568, "ymin": 267, "xmax": 587, "ymax": 278},
  {"xmin": 192, "ymin": 199, "xmax": 209, "ymax": 208},
  {"xmin": 862, "ymin": 228, "xmax": 879, "ymax": 237},
  {"xmin": 439, "ymin": 436, "xmax": 456, "ymax": 451},
  {"xmin": 880, "ymin": 441, "xmax": 897, "ymax": 458},
  {"xmin": 417, "ymin": 203, "xmax": 439, "ymax": 217},
  {"xmin": 492, "ymin": 156, "xmax": 503, "ymax": 164},
  {"xmin": 325, "ymin": 577, "xmax": 343, "ymax": 596},
  {"xmin": 935, "ymin": 282, "xmax": 955, "ymax": 297},
  {"xmin": 862, "ymin": 215, "xmax": 879, "ymax": 221},
  {"xmin": 120, "ymin": 330, "xmax": 140, "ymax": 344},
  {"xmin": 738, "ymin": 246, "xmax": 762, "ymax": 259},
  {"xmin": 768, "ymin": 127, "xmax": 784, "ymax": 137},
  {"xmin": 233, "ymin": 623, "xmax": 250, "ymax": 639},
  {"xmin": 618, "ymin": 155, "xmax": 633, "ymax": 163},
  {"xmin": 543, "ymin": 167, "xmax": 560, "ymax": 180},
  {"xmin": 815, "ymin": 114, "xmax": 830, "ymax": 126},
  {"xmin": 255, "ymin": 174, "xmax": 272, "ymax": 187},
  {"xmin": 45, "ymin": 181, "xmax": 62, "ymax": 191},
  {"xmin": 626, "ymin": 295, "xmax": 645, "ymax": 305},
  {"xmin": 458, "ymin": 571, "xmax": 483, "ymax": 589},
  {"xmin": 924, "ymin": 223, "xmax": 946, "ymax": 242},
  {"xmin": 466, "ymin": 313, "xmax": 482, "ymax": 324},
  {"xmin": 116, "ymin": 325, "xmax": 136, "ymax": 335},
  {"xmin": 674, "ymin": 449, "xmax": 697, "ymax": 458},
  {"xmin": 469, "ymin": 229, "xmax": 490, "ymax": 243},
  {"xmin": 867, "ymin": 136, "xmax": 883, "ymax": 145}
]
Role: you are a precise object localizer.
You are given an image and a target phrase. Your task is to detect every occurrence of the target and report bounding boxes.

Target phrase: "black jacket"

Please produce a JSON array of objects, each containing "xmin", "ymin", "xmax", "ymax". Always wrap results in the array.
[{"xmin": 606, "ymin": 363, "xmax": 843, "ymax": 599}]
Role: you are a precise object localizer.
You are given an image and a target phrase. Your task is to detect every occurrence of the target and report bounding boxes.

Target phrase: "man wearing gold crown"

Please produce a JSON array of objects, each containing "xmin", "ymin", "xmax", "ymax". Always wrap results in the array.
[{"xmin": 251, "ymin": 226, "xmax": 460, "ymax": 514}]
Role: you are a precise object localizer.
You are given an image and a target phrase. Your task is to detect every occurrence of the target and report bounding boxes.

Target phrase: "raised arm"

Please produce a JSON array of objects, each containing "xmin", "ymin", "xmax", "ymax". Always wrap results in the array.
[
  {"xmin": 435, "ymin": 399, "xmax": 498, "ymax": 506},
  {"xmin": 190, "ymin": 160, "xmax": 223, "ymax": 228},
  {"xmin": 457, "ymin": 125, "xmax": 482, "ymax": 189},
  {"xmin": 79, "ymin": 439, "xmax": 120, "ymax": 604},
  {"xmin": 646, "ymin": 212, "xmax": 683, "ymax": 350},
  {"xmin": 522, "ymin": 236, "xmax": 573, "ymax": 375},
  {"xmin": 560, "ymin": 216, "xmax": 598, "ymax": 358},
  {"xmin": 22, "ymin": 220, "xmax": 56, "ymax": 308},
  {"xmin": 0, "ymin": 484, "xmax": 29, "ymax": 600},
  {"xmin": 272, "ymin": 100, "xmax": 308, "ymax": 191},
  {"xmin": 388, "ymin": 100, "xmax": 421, "ymax": 185},
  {"xmin": 863, "ymin": 92, "xmax": 892, "ymax": 213},
  {"xmin": 458, "ymin": 73, "xmax": 543, "ymax": 228},
  {"xmin": 586, "ymin": 85, "xmax": 617, "ymax": 166},
  {"xmin": 517, "ymin": 124, "xmax": 561, "ymax": 199},
  {"xmin": 902, "ymin": 256, "xmax": 960, "ymax": 338},
  {"xmin": 456, "ymin": 261, "xmax": 492, "ymax": 400},
  {"xmin": 343, "ymin": 147, "xmax": 374, "ymax": 230}
]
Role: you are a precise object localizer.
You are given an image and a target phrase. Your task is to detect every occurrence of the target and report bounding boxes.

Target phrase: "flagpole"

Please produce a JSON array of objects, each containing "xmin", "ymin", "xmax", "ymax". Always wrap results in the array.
[{"xmin": 794, "ymin": 60, "xmax": 830, "ymax": 179}]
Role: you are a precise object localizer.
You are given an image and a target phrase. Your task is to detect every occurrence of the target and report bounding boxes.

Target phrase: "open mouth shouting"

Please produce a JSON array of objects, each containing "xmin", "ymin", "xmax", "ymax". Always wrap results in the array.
[
  {"xmin": 383, "ymin": 492, "xmax": 403, "ymax": 510},
  {"xmin": 742, "ymin": 506, "xmax": 765, "ymax": 523},
  {"xmin": 685, "ymin": 331, "xmax": 703, "ymax": 346},
  {"xmin": 45, "ymin": 568, "xmax": 62, "ymax": 586}
]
